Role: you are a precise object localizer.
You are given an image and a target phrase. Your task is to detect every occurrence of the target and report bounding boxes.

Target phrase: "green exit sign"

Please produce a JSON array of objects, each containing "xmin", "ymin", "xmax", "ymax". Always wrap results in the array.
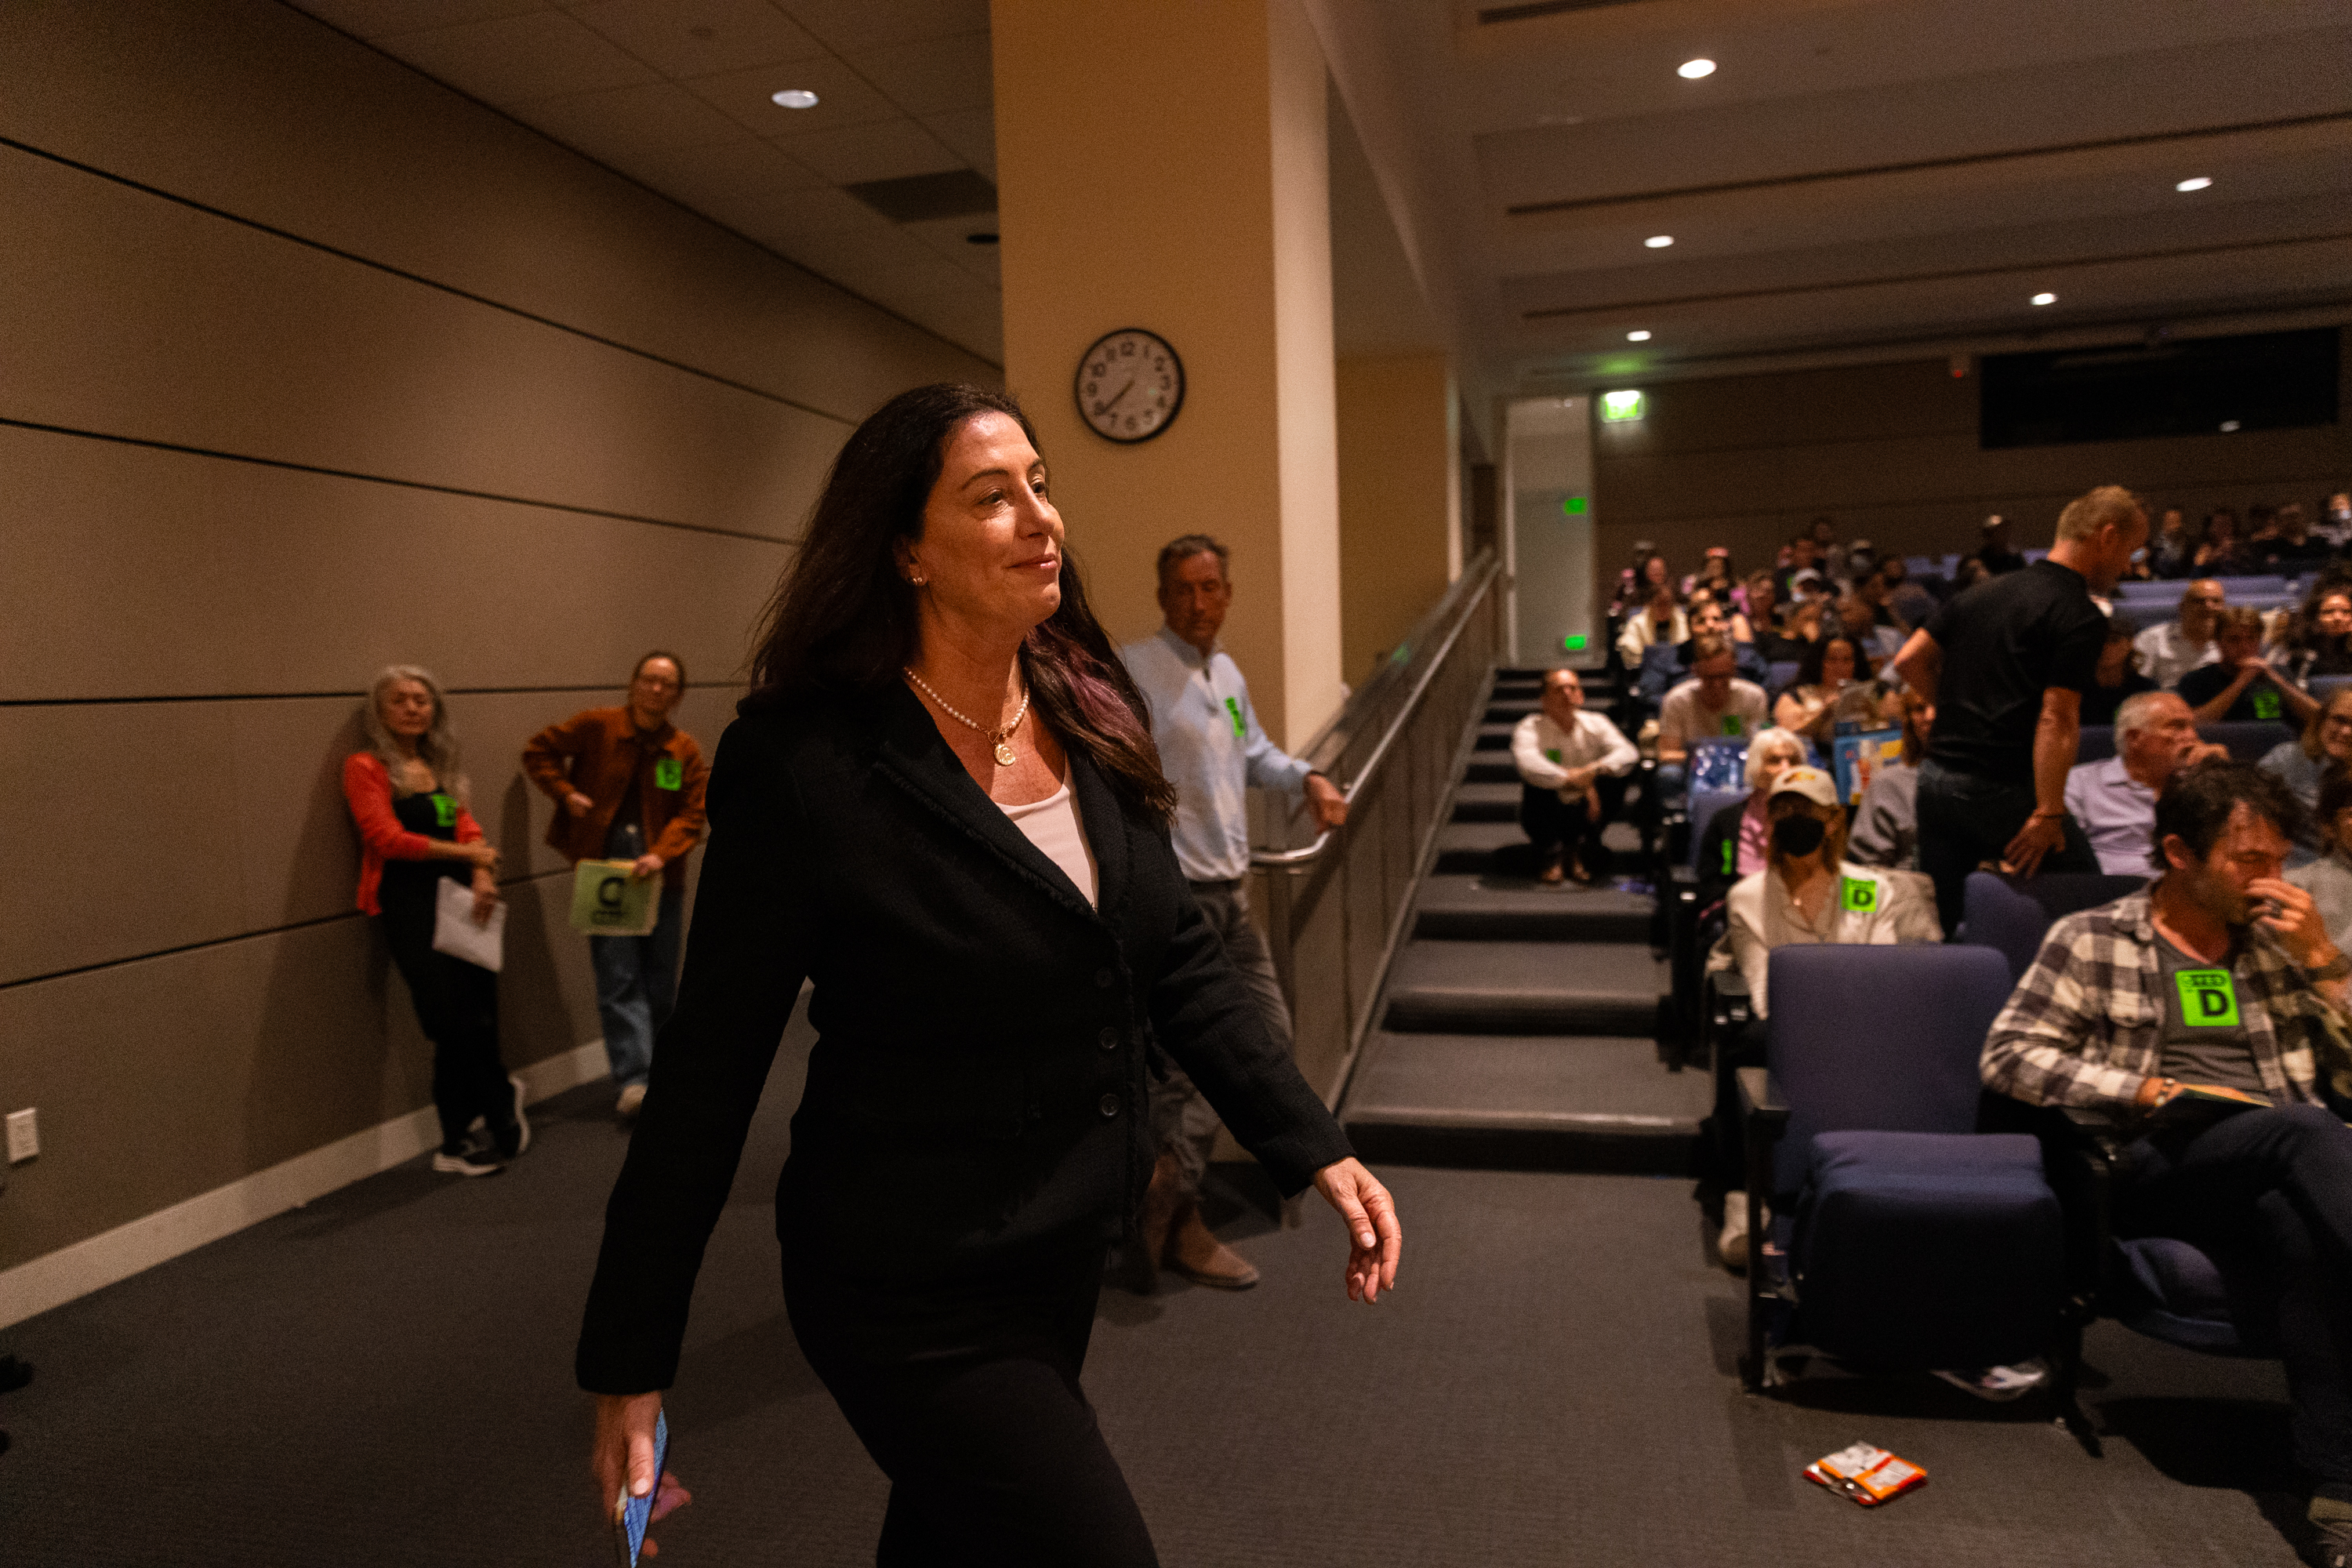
[
  {"xmin": 1563, "ymin": 495, "xmax": 1588, "ymax": 515},
  {"xmin": 1599, "ymin": 389, "xmax": 1646, "ymax": 423},
  {"xmin": 1563, "ymin": 634, "xmax": 1588, "ymax": 652}
]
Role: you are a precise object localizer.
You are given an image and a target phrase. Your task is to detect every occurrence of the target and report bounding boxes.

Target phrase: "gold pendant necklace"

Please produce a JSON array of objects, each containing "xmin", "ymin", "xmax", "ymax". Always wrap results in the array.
[{"xmin": 904, "ymin": 667, "xmax": 1029, "ymax": 766}]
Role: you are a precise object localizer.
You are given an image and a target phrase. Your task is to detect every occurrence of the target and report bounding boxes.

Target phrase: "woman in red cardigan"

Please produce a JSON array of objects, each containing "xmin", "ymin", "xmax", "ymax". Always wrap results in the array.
[{"xmin": 343, "ymin": 665, "xmax": 524, "ymax": 1177}]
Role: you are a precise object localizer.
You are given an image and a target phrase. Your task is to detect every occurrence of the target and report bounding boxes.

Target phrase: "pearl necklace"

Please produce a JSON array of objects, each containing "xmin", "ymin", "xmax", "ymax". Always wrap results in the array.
[{"xmin": 904, "ymin": 667, "xmax": 1029, "ymax": 767}]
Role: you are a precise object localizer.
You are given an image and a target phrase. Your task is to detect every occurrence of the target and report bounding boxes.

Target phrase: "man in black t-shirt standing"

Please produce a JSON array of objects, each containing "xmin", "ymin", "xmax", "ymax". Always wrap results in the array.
[{"xmin": 1890, "ymin": 486, "xmax": 2148, "ymax": 931}]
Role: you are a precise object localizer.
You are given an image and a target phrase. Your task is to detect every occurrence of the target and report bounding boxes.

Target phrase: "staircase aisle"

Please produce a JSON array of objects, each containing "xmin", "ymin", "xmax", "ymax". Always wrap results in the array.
[{"xmin": 1339, "ymin": 668, "xmax": 1710, "ymax": 1174}]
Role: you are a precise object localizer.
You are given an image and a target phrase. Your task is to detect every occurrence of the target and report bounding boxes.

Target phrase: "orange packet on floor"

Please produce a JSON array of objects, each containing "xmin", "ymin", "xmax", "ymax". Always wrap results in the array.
[{"xmin": 1805, "ymin": 1442, "xmax": 1928, "ymax": 1506}]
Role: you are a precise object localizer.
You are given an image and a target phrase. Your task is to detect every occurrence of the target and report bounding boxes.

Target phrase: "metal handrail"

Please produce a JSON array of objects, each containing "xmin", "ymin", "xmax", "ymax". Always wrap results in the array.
[{"xmin": 1250, "ymin": 549, "xmax": 1503, "ymax": 869}]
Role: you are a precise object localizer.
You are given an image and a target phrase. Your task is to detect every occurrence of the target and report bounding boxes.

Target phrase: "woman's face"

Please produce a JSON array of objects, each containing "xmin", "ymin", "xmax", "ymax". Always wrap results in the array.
[
  {"xmin": 902, "ymin": 412, "xmax": 1065, "ymax": 640},
  {"xmin": 2318, "ymin": 594, "xmax": 2352, "ymax": 641},
  {"xmin": 2322, "ymin": 699, "xmax": 2352, "ymax": 764},
  {"xmin": 379, "ymin": 679, "xmax": 434, "ymax": 739},
  {"xmin": 1650, "ymin": 586, "xmax": 1678, "ymax": 620},
  {"xmin": 1821, "ymin": 639, "xmax": 1857, "ymax": 686}
]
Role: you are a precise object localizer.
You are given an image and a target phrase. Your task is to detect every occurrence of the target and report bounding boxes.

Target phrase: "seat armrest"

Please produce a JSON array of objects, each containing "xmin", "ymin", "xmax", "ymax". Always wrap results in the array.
[
  {"xmin": 1708, "ymin": 971, "xmax": 1751, "ymax": 1031},
  {"xmin": 1736, "ymin": 1066, "xmax": 1788, "ymax": 1138}
]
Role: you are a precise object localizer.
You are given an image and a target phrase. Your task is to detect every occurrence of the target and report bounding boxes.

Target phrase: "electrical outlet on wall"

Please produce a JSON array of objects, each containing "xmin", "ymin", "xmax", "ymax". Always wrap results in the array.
[{"xmin": 5, "ymin": 1109, "xmax": 38, "ymax": 1163}]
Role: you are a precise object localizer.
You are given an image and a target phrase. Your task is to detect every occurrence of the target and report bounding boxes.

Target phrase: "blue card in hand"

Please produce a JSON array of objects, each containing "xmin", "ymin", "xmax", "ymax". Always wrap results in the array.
[{"xmin": 612, "ymin": 1410, "xmax": 668, "ymax": 1568}]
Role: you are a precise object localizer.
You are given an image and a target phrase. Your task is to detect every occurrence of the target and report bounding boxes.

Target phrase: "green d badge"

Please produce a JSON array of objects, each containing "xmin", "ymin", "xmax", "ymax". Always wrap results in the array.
[
  {"xmin": 1839, "ymin": 876, "xmax": 1878, "ymax": 914},
  {"xmin": 2252, "ymin": 687, "xmax": 2281, "ymax": 720},
  {"xmin": 654, "ymin": 757, "xmax": 683, "ymax": 791},
  {"xmin": 430, "ymin": 793, "xmax": 456, "ymax": 827},
  {"xmin": 1720, "ymin": 714, "xmax": 1746, "ymax": 737},
  {"xmin": 2176, "ymin": 968, "xmax": 2241, "ymax": 1027}
]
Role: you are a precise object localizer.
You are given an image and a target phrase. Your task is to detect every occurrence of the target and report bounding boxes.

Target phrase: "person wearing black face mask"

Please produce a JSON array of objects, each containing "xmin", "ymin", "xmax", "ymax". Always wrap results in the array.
[{"xmin": 1704, "ymin": 764, "xmax": 1943, "ymax": 1268}]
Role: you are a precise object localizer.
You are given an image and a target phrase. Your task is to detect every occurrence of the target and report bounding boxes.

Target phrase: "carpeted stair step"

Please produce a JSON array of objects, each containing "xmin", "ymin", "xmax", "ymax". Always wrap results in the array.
[
  {"xmin": 1450, "ymin": 782, "xmax": 1524, "ymax": 822},
  {"xmin": 1465, "ymin": 756, "xmax": 1520, "ymax": 783},
  {"xmin": 1412, "ymin": 875, "xmax": 1653, "ymax": 942},
  {"xmin": 1473, "ymin": 723, "xmax": 1515, "ymax": 751},
  {"xmin": 1433, "ymin": 820, "xmax": 1526, "ymax": 873},
  {"xmin": 1383, "ymin": 940, "xmax": 1666, "ymax": 1035},
  {"xmin": 1340, "ymin": 1033, "xmax": 1705, "ymax": 1174},
  {"xmin": 1484, "ymin": 702, "xmax": 1540, "ymax": 724}
]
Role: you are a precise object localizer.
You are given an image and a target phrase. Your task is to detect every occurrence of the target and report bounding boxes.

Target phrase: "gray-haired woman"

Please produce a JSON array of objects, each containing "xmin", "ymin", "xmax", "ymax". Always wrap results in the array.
[{"xmin": 341, "ymin": 666, "xmax": 524, "ymax": 1176}]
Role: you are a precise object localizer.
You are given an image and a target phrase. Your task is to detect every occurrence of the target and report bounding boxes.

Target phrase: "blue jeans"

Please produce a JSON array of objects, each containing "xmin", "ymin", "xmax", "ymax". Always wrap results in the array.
[{"xmin": 590, "ymin": 883, "xmax": 684, "ymax": 1088}]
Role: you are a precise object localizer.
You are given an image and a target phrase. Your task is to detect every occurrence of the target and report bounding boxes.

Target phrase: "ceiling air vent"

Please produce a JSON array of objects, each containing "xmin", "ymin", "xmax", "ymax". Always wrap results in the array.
[
  {"xmin": 842, "ymin": 169, "xmax": 998, "ymax": 223},
  {"xmin": 1478, "ymin": 0, "xmax": 1652, "ymax": 23}
]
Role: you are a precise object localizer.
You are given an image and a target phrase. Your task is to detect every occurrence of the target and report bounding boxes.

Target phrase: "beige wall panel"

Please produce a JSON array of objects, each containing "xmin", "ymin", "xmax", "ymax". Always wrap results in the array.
[
  {"xmin": 0, "ymin": 0, "xmax": 997, "ymax": 416},
  {"xmin": 0, "ymin": 687, "xmax": 739, "ymax": 985},
  {"xmin": 1337, "ymin": 353, "xmax": 1457, "ymax": 682},
  {"xmin": 0, "ymin": 426, "xmax": 788, "ymax": 702},
  {"xmin": 0, "ymin": 150, "xmax": 843, "ymax": 539}
]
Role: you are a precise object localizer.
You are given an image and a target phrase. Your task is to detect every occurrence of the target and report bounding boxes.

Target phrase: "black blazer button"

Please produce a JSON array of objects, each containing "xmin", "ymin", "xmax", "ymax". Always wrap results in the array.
[
  {"xmin": 1098, "ymin": 1027, "xmax": 1120, "ymax": 1051},
  {"xmin": 1098, "ymin": 1092, "xmax": 1120, "ymax": 1118},
  {"xmin": 1094, "ymin": 967, "xmax": 1115, "ymax": 989}
]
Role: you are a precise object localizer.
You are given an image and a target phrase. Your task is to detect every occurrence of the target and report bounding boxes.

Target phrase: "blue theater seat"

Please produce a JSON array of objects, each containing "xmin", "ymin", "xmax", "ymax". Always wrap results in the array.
[{"xmin": 1961, "ymin": 870, "xmax": 2149, "ymax": 982}]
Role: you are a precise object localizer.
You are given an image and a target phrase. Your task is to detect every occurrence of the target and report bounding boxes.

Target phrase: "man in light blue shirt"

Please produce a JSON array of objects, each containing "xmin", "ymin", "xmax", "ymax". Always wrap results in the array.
[
  {"xmin": 1119, "ymin": 534, "xmax": 1346, "ymax": 1291},
  {"xmin": 2063, "ymin": 690, "xmax": 2223, "ymax": 875}
]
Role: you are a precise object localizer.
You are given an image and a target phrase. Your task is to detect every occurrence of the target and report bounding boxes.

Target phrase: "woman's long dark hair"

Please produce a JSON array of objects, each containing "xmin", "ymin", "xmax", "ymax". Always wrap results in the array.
[
  {"xmin": 1797, "ymin": 631, "xmax": 1862, "ymax": 688},
  {"xmin": 747, "ymin": 383, "xmax": 1178, "ymax": 826}
]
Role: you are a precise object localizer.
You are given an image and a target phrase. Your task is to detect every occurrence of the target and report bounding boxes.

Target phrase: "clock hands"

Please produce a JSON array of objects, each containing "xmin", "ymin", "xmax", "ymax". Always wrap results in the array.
[{"xmin": 1093, "ymin": 377, "xmax": 1137, "ymax": 418}]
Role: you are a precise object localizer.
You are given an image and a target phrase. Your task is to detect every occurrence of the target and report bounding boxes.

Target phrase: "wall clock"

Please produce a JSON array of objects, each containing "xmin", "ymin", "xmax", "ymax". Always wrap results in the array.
[{"xmin": 1075, "ymin": 328, "xmax": 1184, "ymax": 443}]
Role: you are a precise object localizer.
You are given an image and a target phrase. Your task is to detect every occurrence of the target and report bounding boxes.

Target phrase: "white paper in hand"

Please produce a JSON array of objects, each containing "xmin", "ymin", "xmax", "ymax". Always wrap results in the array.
[{"xmin": 432, "ymin": 877, "xmax": 506, "ymax": 971}]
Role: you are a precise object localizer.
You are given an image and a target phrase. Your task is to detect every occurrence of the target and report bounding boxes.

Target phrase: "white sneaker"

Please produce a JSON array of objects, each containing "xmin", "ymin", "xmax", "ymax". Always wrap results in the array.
[
  {"xmin": 1932, "ymin": 1359, "xmax": 2049, "ymax": 1402},
  {"xmin": 616, "ymin": 1082, "xmax": 648, "ymax": 1117}
]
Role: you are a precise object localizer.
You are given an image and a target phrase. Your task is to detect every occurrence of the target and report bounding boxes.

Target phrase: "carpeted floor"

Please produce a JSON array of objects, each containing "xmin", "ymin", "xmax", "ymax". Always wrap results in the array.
[{"xmin": 0, "ymin": 1011, "xmax": 2314, "ymax": 1566}]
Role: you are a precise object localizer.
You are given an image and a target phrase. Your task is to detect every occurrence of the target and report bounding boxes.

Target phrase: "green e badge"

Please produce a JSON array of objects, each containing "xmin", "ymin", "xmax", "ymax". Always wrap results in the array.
[
  {"xmin": 430, "ymin": 792, "xmax": 456, "ymax": 828},
  {"xmin": 1720, "ymin": 715, "xmax": 1745, "ymax": 737},
  {"xmin": 2176, "ymin": 968, "xmax": 2241, "ymax": 1027},
  {"xmin": 654, "ymin": 757, "xmax": 683, "ymax": 791},
  {"xmin": 1839, "ymin": 876, "xmax": 1878, "ymax": 914},
  {"xmin": 1224, "ymin": 695, "xmax": 1246, "ymax": 739},
  {"xmin": 2252, "ymin": 687, "xmax": 2281, "ymax": 720}
]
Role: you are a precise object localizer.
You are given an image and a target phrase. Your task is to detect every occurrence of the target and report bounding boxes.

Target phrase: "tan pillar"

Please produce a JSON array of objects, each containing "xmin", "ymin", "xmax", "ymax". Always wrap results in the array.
[
  {"xmin": 992, "ymin": 0, "xmax": 1343, "ymax": 750},
  {"xmin": 1336, "ymin": 350, "xmax": 1461, "ymax": 680}
]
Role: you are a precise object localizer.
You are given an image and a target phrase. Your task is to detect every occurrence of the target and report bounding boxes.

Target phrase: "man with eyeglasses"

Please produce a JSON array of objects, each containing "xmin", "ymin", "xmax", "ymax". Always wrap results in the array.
[
  {"xmin": 2135, "ymin": 579, "xmax": 2227, "ymax": 690},
  {"xmin": 522, "ymin": 652, "xmax": 708, "ymax": 1116}
]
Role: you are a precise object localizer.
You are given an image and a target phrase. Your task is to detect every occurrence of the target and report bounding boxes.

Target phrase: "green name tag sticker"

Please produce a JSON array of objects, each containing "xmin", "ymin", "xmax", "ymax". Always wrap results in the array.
[
  {"xmin": 2176, "ymin": 967, "xmax": 2241, "ymax": 1026},
  {"xmin": 1224, "ymin": 695, "xmax": 1246, "ymax": 739},
  {"xmin": 430, "ymin": 792, "xmax": 456, "ymax": 827},
  {"xmin": 2252, "ymin": 688, "xmax": 2281, "ymax": 720},
  {"xmin": 1720, "ymin": 840, "xmax": 1735, "ymax": 875},
  {"xmin": 1720, "ymin": 714, "xmax": 1745, "ymax": 737},
  {"xmin": 1839, "ymin": 876, "xmax": 1878, "ymax": 913},
  {"xmin": 654, "ymin": 757, "xmax": 682, "ymax": 790},
  {"xmin": 1544, "ymin": 747, "xmax": 1563, "ymax": 764}
]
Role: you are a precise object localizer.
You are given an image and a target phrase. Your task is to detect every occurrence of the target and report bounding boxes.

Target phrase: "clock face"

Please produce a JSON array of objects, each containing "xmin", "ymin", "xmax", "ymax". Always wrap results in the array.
[{"xmin": 1076, "ymin": 328, "xmax": 1184, "ymax": 443}]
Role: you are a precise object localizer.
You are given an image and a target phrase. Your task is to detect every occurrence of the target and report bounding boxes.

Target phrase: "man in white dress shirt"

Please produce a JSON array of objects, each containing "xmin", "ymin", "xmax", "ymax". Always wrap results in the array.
[
  {"xmin": 1119, "ymin": 535, "xmax": 1346, "ymax": 1292},
  {"xmin": 1511, "ymin": 669, "xmax": 1639, "ymax": 884},
  {"xmin": 2133, "ymin": 579, "xmax": 2226, "ymax": 689}
]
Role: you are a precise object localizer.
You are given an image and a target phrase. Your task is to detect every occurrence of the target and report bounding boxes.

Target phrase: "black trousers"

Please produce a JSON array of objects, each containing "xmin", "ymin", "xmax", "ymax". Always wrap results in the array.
[
  {"xmin": 376, "ymin": 874, "xmax": 509, "ymax": 1148},
  {"xmin": 1519, "ymin": 775, "xmax": 1628, "ymax": 867},
  {"xmin": 2116, "ymin": 1103, "xmax": 2352, "ymax": 1493},
  {"xmin": 1915, "ymin": 758, "xmax": 2097, "ymax": 936},
  {"xmin": 784, "ymin": 1248, "xmax": 1159, "ymax": 1566}
]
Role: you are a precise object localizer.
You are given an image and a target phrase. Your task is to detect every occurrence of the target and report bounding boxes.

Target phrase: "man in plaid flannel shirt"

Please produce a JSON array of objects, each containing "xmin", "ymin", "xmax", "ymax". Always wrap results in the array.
[{"xmin": 1984, "ymin": 762, "xmax": 2352, "ymax": 1560}]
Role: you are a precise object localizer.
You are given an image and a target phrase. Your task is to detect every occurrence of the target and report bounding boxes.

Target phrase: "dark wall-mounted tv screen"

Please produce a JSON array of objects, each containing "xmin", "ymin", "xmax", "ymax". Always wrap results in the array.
[{"xmin": 1980, "ymin": 327, "xmax": 2339, "ymax": 449}]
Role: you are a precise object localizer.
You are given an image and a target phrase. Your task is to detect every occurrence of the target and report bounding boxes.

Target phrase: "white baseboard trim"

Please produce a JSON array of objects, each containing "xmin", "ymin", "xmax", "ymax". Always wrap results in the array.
[{"xmin": 0, "ymin": 1039, "xmax": 612, "ymax": 1331}]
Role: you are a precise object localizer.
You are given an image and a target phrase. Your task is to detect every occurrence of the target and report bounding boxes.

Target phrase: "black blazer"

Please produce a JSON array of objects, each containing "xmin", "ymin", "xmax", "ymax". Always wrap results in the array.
[{"xmin": 576, "ymin": 682, "xmax": 1353, "ymax": 1394}]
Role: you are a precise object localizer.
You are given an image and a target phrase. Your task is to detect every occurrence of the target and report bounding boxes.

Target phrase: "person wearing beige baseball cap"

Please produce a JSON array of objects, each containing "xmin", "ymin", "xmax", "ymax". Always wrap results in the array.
[{"xmin": 1704, "ymin": 762, "xmax": 1942, "ymax": 1267}]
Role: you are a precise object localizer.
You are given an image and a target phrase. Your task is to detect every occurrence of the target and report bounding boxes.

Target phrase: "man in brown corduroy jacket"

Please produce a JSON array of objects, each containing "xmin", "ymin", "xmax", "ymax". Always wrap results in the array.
[{"xmin": 522, "ymin": 652, "xmax": 709, "ymax": 1115}]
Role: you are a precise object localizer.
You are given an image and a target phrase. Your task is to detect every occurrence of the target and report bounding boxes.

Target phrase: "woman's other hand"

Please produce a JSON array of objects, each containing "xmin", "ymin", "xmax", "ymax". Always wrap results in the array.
[
  {"xmin": 1312, "ymin": 1158, "xmax": 1401, "ymax": 1303},
  {"xmin": 593, "ymin": 1392, "xmax": 691, "ymax": 1555},
  {"xmin": 567, "ymin": 791, "xmax": 596, "ymax": 818},
  {"xmin": 469, "ymin": 871, "xmax": 499, "ymax": 925}
]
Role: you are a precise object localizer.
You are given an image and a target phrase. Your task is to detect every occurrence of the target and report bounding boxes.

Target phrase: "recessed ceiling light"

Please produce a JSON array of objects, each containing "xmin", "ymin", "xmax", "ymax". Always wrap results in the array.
[
  {"xmin": 771, "ymin": 88, "xmax": 819, "ymax": 108},
  {"xmin": 1626, "ymin": 329, "xmax": 1652, "ymax": 341},
  {"xmin": 2031, "ymin": 292, "xmax": 2057, "ymax": 306},
  {"xmin": 1678, "ymin": 58, "xmax": 1716, "ymax": 79},
  {"xmin": 2220, "ymin": 419, "xmax": 2241, "ymax": 433},
  {"xmin": 2176, "ymin": 176, "xmax": 2212, "ymax": 192},
  {"xmin": 1644, "ymin": 234, "xmax": 1674, "ymax": 249}
]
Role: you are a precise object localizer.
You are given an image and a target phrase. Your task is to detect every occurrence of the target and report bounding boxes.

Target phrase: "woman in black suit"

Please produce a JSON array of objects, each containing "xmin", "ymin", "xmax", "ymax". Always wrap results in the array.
[{"xmin": 578, "ymin": 384, "xmax": 1402, "ymax": 1564}]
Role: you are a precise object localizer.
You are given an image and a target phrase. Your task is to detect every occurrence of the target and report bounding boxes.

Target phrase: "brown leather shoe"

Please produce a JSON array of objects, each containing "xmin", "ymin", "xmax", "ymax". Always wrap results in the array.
[
  {"xmin": 1124, "ymin": 1150, "xmax": 1184, "ymax": 1294},
  {"xmin": 1164, "ymin": 1201, "xmax": 1261, "ymax": 1290}
]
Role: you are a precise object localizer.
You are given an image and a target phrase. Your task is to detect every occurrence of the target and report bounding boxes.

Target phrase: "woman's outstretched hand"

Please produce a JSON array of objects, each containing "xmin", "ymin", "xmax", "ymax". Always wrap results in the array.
[
  {"xmin": 1312, "ymin": 1157, "xmax": 1402, "ymax": 1303},
  {"xmin": 592, "ymin": 1392, "xmax": 691, "ymax": 1556}
]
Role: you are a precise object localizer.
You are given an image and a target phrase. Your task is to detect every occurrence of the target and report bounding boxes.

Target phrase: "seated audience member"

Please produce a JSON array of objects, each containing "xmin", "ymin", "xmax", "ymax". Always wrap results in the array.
[
  {"xmin": 1671, "ymin": 597, "xmax": 1769, "ymax": 686},
  {"xmin": 2080, "ymin": 614, "xmax": 2158, "ymax": 727},
  {"xmin": 2134, "ymin": 579, "xmax": 2224, "ymax": 689},
  {"xmin": 1835, "ymin": 593, "xmax": 1904, "ymax": 666},
  {"xmin": 1617, "ymin": 582, "xmax": 1688, "ymax": 666},
  {"xmin": 1774, "ymin": 534, "xmax": 1823, "ymax": 599},
  {"xmin": 1974, "ymin": 514, "xmax": 2027, "ymax": 575},
  {"xmin": 1740, "ymin": 568, "xmax": 1780, "ymax": 633},
  {"xmin": 2289, "ymin": 765, "xmax": 2352, "ymax": 953},
  {"xmin": 1694, "ymin": 728, "xmax": 1809, "ymax": 902},
  {"xmin": 1845, "ymin": 536, "xmax": 1878, "ymax": 583},
  {"xmin": 2279, "ymin": 579, "xmax": 2352, "ymax": 687},
  {"xmin": 2063, "ymin": 691, "xmax": 2224, "ymax": 875},
  {"xmin": 1950, "ymin": 556, "xmax": 1990, "ymax": 593},
  {"xmin": 1510, "ymin": 668, "xmax": 1638, "ymax": 886},
  {"xmin": 1657, "ymin": 638, "xmax": 1771, "ymax": 780},
  {"xmin": 2179, "ymin": 604, "xmax": 2320, "ymax": 728},
  {"xmin": 2148, "ymin": 506, "xmax": 2194, "ymax": 579},
  {"xmin": 1878, "ymin": 557, "xmax": 1940, "ymax": 630},
  {"xmin": 1806, "ymin": 516, "xmax": 1849, "ymax": 585},
  {"xmin": 2193, "ymin": 507, "xmax": 2249, "ymax": 575},
  {"xmin": 2260, "ymin": 688, "xmax": 2352, "ymax": 814},
  {"xmin": 1708, "ymin": 764, "xmax": 1943, "ymax": 1265},
  {"xmin": 1610, "ymin": 548, "xmax": 1670, "ymax": 618},
  {"xmin": 2261, "ymin": 502, "xmax": 2327, "ymax": 570},
  {"xmin": 1981, "ymin": 764, "xmax": 2352, "ymax": 1565},
  {"xmin": 1773, "ymin": 633, "xmax": 1897, "ymax": 743},
  {"xmin": 1686, "ymin": 546, "xmax": 1737, "ymax": 602},
  {"xmin": 1849, "ymin": 694, "xmax": 1933, "ymax": 871},
  {"xmin": 2326, "ymin": 492, "xmax": 2352, "ymax": 551}
]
